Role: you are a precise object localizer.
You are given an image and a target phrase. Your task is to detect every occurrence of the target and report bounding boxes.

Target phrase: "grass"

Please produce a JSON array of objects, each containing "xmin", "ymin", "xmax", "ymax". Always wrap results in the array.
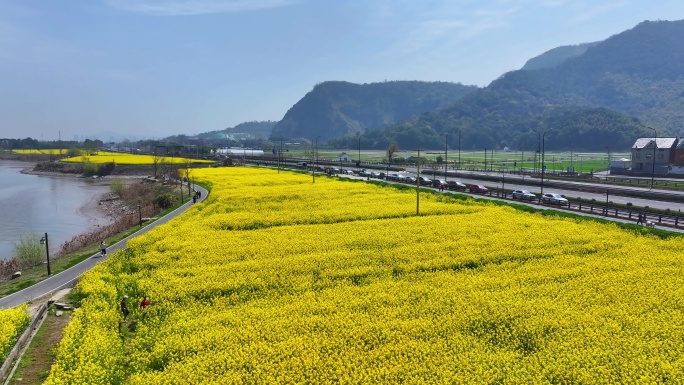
[
  {"xmin": 9, "ymin": 307, "xmax": 73, "ymax": 385},
  {"xmin": 286, "ymin": 149, "xmax": 621, "ymax": 174}
]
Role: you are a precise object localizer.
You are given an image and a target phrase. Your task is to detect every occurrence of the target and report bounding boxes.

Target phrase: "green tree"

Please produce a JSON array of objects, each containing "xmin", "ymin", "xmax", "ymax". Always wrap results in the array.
[
  {"xmin": 13, "ymin": 232, "xmax": 44, "ymax": 269},
  {"xmin": 110, "ymin": 178, "xmax": 125, "ymax": 196}
]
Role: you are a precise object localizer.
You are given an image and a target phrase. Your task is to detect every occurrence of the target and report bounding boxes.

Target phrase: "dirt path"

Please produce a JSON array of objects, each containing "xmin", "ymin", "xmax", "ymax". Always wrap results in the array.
[{"xmin": 8, "ymin": 312, "xmax": 72, "ymax": 384}]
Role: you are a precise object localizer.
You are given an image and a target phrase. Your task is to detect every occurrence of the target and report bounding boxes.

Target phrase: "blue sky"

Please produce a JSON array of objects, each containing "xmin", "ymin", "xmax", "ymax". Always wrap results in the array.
[{"xmin": 1, "ymin": 0, "xmax": 684, "ymax": 141}]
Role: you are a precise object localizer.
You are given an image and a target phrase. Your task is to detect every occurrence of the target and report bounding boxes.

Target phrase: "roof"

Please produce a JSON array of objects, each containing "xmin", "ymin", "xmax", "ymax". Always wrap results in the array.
[{"xmin": 632, "ymin": 137, "xmax": 678, "ymax": 149}]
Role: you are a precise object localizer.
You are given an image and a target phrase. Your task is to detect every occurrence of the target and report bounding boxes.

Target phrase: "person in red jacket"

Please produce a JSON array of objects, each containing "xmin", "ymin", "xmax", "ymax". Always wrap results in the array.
[{"xmin": 140, "ymin": 296, "xmax": 151, "ymax": 309}]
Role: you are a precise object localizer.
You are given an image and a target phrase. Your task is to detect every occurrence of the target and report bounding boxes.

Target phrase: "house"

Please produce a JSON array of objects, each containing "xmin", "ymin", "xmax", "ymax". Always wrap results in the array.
[
  {"xmin": 630, "ymin": 137, "xmax": 678, "ymax": 176},
  {"xmin": 338, "ymin": 152, "xmax": 352, "ymax": 162},
  {"xmin": 670, "ymin": 140, "xmax": 684, "ymax": 175}
]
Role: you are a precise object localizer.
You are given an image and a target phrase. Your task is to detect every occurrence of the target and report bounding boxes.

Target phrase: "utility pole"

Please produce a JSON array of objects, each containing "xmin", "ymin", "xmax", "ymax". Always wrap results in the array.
[
  {"xmin": 444, "ymin": 133, "xmax": 449, "ymax": 182},
  {"xmin": 416, "ymin": 149, "xmax": 421, "ymax": 216}
]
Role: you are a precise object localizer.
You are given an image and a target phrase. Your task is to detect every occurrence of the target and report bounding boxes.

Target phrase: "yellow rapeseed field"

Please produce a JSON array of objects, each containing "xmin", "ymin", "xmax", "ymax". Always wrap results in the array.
[
  {"xmin": 43, "ymin": 168, "xmax": 684, "ymax": 384},
  {"xmin": 61, "ymin": 152, "xmax": 214, "ymax": 165},
  {"xmin": 12, "ymin": 149, "xmax": 69, "ymax": 155},
  {"xmin": 0, "ymin": 306, "xmax": 29, "ymax": 362}
]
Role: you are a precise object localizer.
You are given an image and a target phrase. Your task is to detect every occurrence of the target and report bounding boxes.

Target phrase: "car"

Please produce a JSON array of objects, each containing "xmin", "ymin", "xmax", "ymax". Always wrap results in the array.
[
  {"xmin": 387, "ymin": 173, "xmax": 401, "ymax": 181},
  {"xmin": 370, "ymin": 171, "xmax": 380, "ymax": 178},
  {"xmin": 512, "ymin": 190, "xmax": 536, "ymax": 200},
  {"xmin": 447, "ymin": 181, "xmax": 467, "ymax": 191},
  {"xmin": 418, "ymin": 176, "xmax": 432, "ymax": 186},
  {"xmin": 342, "ymin": 169, "xmax": 354, "ymax": 175},
  {"xmin": 358, "ymin": 169, "xmax": 370, "ymax": 177},
  {"xmin": 468, "ymin": 184, "xmax": 489, "ymax": 193},
  {"xmin": 432, "ymin": 179, "xmax": 448, "ymax": 189},
  {"xmin": 541, "ymin": 193, "xmax": 568, "ymax": 205},
  {"xmin": 404, "ymin": 176, "xmax": 417, "ymax": 183}
]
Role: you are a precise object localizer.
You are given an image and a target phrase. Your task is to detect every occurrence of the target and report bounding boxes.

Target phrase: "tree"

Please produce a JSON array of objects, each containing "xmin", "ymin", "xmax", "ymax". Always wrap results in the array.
[
  {"xmin": 152, "ymin": 150, "xmax": 162, "ymax": 178},
  {"xmin": 387, "ymin": 142, "xmax": 399, "ymax": 166},
  {"xmin": 13, "ymin": 232, "xmax": 44, "ymax": 269}
]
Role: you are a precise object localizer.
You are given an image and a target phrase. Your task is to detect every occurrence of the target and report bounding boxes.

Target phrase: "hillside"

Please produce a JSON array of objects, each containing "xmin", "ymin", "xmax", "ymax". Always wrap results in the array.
[
  {"xmin": 521, "ymin": 42, "xmax": 599, "ymax": 71},
  {"xmin": 379, "ymin": 19, "xmax": 684, "ymax": 151},
  {"xmin": 195, "ymin": 121, "xmax": 277, "ymax": 141},
  {"xmin": 270, "ymin": 81, "xmax": 478, "ymax": 142}
]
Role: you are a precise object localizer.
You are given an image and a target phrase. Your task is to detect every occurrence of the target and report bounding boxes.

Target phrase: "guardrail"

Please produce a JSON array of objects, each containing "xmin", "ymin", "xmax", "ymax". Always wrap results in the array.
[{"xmin": 470, "ymin": 189, "xmax": 683, "ymax": 228}]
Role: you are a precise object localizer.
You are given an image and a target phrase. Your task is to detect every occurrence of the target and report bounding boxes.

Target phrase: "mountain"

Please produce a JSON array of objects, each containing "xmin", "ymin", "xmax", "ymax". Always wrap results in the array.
[
  {"xmin": 185, "ymin": 121, "xmax": 277, "ymax": 141},
  {"xmin": 521, "ymin": 42, "xmax": 599, "ymax": 70},
  {"xmin": 379, "ymin": 19, "xmax": 684, "ymax": 151},
  {"xmin": 270, "ymin": 81, "xmax": 478, "ymax": 142}
]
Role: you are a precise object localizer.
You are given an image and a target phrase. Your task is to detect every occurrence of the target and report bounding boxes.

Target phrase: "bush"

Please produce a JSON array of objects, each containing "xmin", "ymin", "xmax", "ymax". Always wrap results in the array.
[
  {"xmin": 67, "ymin": 148, "xmax": 82, "ymax": 157},
  {"xmin": 82, "ymin": 163, "xmax": 98, "ymax": 177},
  {"xmin": 110, "ymin": 178, "xmax": 125, "ymax": 197},
  {"xmin": 154, "ymin": 193, "xmax": 177, "ymax": 209},
  {"xmin": 13, "ymin": 232, "xmax": 44, "ymax": 269},
  {"xmin": 97, "ymin": 162, "xmax": 116, "ymax": 177}
]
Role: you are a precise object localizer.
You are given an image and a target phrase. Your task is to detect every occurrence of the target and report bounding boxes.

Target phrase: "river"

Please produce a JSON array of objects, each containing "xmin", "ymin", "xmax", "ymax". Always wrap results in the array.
[{"xmin": 0, "ymin": 161, "xmax": 114, "ymax": 261}]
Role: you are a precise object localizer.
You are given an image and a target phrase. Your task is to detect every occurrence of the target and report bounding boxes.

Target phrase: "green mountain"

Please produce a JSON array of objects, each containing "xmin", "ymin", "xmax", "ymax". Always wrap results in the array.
[
  {"xmin": 270, "ymin": 81, "xmax": 478, "ymax": 142},
  {"xmin": 377, "ymin": 19, "xmax": 684, "ymax": 151},
  {"xmin": 521, "ymin": 42, "xmax": 599, "ymax": 71}
]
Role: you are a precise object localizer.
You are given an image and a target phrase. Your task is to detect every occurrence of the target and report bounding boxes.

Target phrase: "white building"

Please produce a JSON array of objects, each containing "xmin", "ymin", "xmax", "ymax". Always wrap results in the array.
[
  {"xmin": 214, "ymin": 147, "xmax": 264, "ymax": 156},
  {"xmin": 338, "ymin": 152, "xmax": 352, "ymax": 162}
]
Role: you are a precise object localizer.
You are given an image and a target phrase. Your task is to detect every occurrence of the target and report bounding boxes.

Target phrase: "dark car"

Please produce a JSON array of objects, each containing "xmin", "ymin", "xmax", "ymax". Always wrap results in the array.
[
  {"xmin": 447, "ymin": 181, "xmax": 467, "ymax": 191},
  {"xmin": 418, "ymin": 176, "xmax": 432, "ymax": 186},
  {"xmin": 432, "ymin": 179, "xmax": 447, "ymax": 189},
  {"xmin": 468, "ymin": 184, "xmax": 489, "ymax": 193}
]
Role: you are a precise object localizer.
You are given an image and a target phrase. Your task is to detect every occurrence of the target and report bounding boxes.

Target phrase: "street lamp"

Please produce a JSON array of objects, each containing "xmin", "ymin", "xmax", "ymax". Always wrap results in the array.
[
  {"xmin": 540, "ymin": 129, "xmax": 552, "ymax": 196},
  {"xmin": 357, "ymin": 134, "xmax": 362, "ymax": 174},
  {"xmin": 458, "ymin": 129, "xmax": 461, "ymax": 170},
  {"xmin": 278, "ymin": 139, "xmax": 283, "ymax": 174},
  {"xmin": 313, "ymin": 136, "xmax": 321, "ymax": 183},
  {"xmin": 444, "ymin": 133, "xmax": 449, "ymax": 182},
  {"xmin": 39, "ymin": 233, "xmax": 51, "ymax": 276},
  {"xmin": 416, "ymin": 149, "xmax": 421, "ymax": 215},
  {"xmin": 648, "ymin": 127, "xmax": 657, "ymax": 189}
]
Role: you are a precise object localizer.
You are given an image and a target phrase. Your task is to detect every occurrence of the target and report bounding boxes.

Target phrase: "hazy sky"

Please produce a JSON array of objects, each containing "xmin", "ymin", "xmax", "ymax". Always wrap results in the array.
[{"xmin": 1, "ymin": 0, "xmax": 684, "ymax": 141}]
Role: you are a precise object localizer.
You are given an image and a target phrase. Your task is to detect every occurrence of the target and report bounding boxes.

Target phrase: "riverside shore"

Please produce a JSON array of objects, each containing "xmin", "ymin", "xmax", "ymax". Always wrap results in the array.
[
  {"xmin": 17, "ymin": 162, "xmax": 136, "ymax": 223},
  {"xmin": 0, "ymin": 160, "xmax": 144, "ymax": 261}
]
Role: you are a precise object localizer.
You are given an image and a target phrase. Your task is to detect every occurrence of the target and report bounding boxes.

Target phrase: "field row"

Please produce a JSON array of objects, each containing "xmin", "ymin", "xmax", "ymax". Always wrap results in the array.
[{"xmin": 43, "ymin": 168, "xmax": 684, "ymax": 384}]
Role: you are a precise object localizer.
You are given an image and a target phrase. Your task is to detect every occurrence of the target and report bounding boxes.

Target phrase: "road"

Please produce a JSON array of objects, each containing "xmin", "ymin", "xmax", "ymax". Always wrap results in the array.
[
  {"xmin": 0, "ymin": 186, "xmax": 208, "ymax": 309},
  {"xmin": 384, "ymin": 166, "xmax": 684, "ymax": 212}
]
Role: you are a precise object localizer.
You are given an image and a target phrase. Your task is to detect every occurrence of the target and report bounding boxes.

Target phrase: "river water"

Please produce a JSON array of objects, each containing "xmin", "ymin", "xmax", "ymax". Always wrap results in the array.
[{"xmin": 0, "ymin": 161, "xmax": 114, "ymax": 261}]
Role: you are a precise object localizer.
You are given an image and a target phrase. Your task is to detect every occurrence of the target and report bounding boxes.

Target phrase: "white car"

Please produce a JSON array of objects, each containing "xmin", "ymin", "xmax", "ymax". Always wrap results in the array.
[
  {"xmin": 512, "ymin": 190, "xmax": 536, "ymax": 200},
  {"xmin": 541, "ymin": 193, "xmax": 568, "ymax": 205}
]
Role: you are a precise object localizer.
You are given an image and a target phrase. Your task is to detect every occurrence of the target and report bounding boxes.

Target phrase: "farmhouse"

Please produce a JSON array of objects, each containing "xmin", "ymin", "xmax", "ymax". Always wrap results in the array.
[
  {"xmin": 630, "ymin": 137, "xmax": 678, "ymax": 176},
  {"xmin": 338, "ymin": 152, "xmax": 352, "ymax": 162}
]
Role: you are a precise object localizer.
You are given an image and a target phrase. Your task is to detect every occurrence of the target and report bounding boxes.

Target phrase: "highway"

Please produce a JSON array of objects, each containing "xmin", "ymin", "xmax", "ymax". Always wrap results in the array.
[{"xmin": 357, "ymin": 164, "xmax": 684, "ymax": 212}]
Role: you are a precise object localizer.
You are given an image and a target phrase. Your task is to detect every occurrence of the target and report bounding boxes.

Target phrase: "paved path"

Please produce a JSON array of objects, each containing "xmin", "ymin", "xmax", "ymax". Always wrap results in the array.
[{"xmin": 0, "ymin": 186, "xmax": 208, "ymax": 309}]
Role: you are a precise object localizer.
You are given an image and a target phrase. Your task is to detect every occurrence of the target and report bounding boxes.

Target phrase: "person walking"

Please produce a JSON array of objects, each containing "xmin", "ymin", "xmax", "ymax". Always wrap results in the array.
[
  {"xmin": 99, "ymin": 241, "xmax": 107, "ymax": 256},
  {"xmin": 121, "ymin": 295, "xmax": 129, "ymax": 320},
  {"xmin": 637, "ymin": 213, "xmax": 644, "ymax": 225}
]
